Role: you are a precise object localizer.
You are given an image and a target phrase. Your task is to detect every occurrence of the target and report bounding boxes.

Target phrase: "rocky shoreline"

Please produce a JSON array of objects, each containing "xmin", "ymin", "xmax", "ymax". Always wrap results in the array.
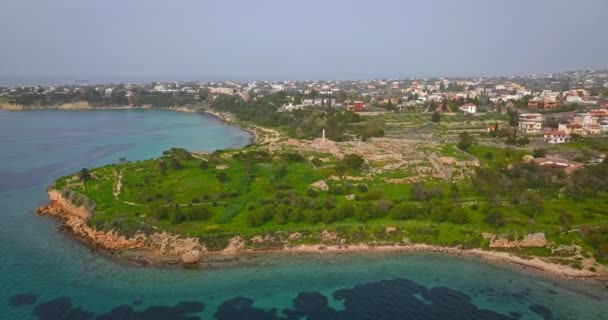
[
  {"xmin": 37, "ymin": 190, "xmax": 207, "ymax": 264},
  {"xmin": 37, "ymin": 189, "xmax": 607, "ymax": 280},
  {"xmin": 200, "ymin": 109, "xmax": 259, "ymax": 145}
]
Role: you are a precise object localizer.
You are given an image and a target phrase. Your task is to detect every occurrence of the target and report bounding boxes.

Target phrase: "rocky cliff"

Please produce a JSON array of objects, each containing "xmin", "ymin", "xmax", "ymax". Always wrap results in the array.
[{"xmin": 38, "ymin": 189, "xmax": 205, "ymax": 264}]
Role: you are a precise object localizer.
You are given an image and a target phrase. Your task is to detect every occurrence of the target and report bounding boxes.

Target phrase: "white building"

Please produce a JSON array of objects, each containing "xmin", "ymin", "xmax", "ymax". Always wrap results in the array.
[
  {"xmin": 279, "ymin": 103, "xmax": 304, "ymax": 112},
  {"xmin": 518, "ymin": 113, "xmax": 543, "ymax": 134},
  {"xmin": 544, "ymin": 131, "xmax": 568, "ymax": 144},
  {"xmin": 209, "ymin": 87, "xmax": 235, "ymax": 95},
  {"xmin": 459, "ymin": 103, "xmax": 477, "ymax": 114},
  {"xmin": 566, "ymin": 95, "xmax": 583, "ymax": 103}
]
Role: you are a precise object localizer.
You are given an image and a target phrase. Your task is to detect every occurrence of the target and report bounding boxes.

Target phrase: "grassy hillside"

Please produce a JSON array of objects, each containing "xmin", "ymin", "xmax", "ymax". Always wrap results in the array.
[{"xmin": 51, "ymin": 146, "xmax": 608, "ymax": 267}]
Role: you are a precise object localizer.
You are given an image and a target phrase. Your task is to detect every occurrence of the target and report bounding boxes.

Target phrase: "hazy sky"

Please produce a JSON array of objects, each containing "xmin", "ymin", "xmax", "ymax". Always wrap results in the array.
[{"xmin": 1, "ymin": 0, "xmax": 607, "ymax": 84}]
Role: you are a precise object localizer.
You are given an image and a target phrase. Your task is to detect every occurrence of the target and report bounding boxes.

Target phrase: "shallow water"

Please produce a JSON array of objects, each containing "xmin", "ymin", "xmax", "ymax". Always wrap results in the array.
[{"xmin": 1, "ymin": 109, "xmax": 606, "ymax": 320}]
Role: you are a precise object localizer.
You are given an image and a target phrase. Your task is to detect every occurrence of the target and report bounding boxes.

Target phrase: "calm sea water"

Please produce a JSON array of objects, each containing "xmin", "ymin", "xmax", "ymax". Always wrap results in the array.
[{"xmin": 0, "ymin": 109, "xmax": 606, "ymax": 320}]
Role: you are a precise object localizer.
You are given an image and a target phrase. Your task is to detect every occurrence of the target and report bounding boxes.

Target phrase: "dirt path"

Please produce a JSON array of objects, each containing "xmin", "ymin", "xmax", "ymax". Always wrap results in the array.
[
  {"xmin": 113, "ymin": 168, "xmax": 125, "ymax": 199},
  {"xmin": 254, "ymin": 126, "xmax": 280, "ymax": 144}
]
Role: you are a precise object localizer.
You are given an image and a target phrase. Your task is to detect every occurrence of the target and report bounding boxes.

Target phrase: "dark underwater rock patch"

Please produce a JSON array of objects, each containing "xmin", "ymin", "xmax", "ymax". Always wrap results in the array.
[
  {"xmin": 20, "ymin": 278, "xmax": 530, "ymax": 320},
  {"xmin": 529, "ymin": 304, "xmax": 555, "ymax": 320},
  {"xmin": 8, "ymin": 293, "xmax": 38, "ymax": 307}
]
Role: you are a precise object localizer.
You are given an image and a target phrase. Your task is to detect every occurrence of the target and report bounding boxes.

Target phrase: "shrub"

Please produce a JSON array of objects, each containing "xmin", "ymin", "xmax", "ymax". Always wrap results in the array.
[
  {"xmin": 307, "ymin": 210, "xmax": 322, "ymax": 224},
  {"xmin": 448, "ymin": 207, "xmax": 469, "ymax": 225},
  {"xmin": 342, "ymin": 154, "xmax": 365, "ymax": 170},
  {"xmin": 307, "ymin": 188, "xmax": 320, "ymax": 198},
  {"xmin": 361, "ymin": 189, "xmax": 382, "ymax": 201},
  {"xmin": 170, "ymin": 158, "xmax": 183, "ymax": 170},
  {"xmin": 430, "ymin": 205, "xmax": 448, "ymax": 223},
  {"xmin": 79, "ymin": 168, "xmax": 92, "ymax": 182},
  {"xmin": 281, "ymin": 153, "xmax": 305, "ymax": 162},
  {"xmin": 274, "ymin": 210, "xmax": 288, "ymax": 225},
  {"xmin": 276, "ymin": 183, "xmax": 293, "ymax": 190},
  {"xmin": 216, "ymin": 171, "xmax": 229, "ymax": 183},
  {"xmin": 274, "ymin": 165, "xmax": 288, "ymax": 179},
  {"xmin": 150, "ymin": 204, "xmax": 170, "ymax": 220},
  {"xmin": 247, "ymin": 208, "xmax": 273, "ymax": 227},
  {"xmin": 372, "ymin": 199, "xmax": 393, "ymax": 218},
  {"xmin": 354, "ymin": 203, "xmax": 372, "ymax": 222},
  {"xmin": 533, "ymin": 148, "xmax": 547, "ymax": 158},
  {"xmin": 247, "ymin": 211, "xmax": 265, "ymax": 227},
  {"xmin": 357, "ymin": 184, "xmax": 368, "ymax": 193},
  {"xmin": 336, "ymin": 204, "xmax": 355, "ymax": 220},
  {"xmin": 169, "ymin": 207, "xmax": 184, "ymax": 224},
  {"xmin": 457, "ymin": 132, "xmax": 474, "ymax": 151},
  {"xmin": 331, "ymin": 185, "xmax": 345, "ymax": 195},
  {"xmin": 391, "ymin": 203, "xmax": 420, "ymax": 220},
  {"xmin": 290, "ymin": 209, "xmax": 305, "ymax": 223},
  {"xmin": 186, "ymin": 206, "xmax": 213, "ymax": 221},
  {"xmin": 485, "ymin": 209, "xmax": 505, "ymax": 227},
  {"xmin": 322, "ymin": 210, "xmax": 337, "ymax": 224}
]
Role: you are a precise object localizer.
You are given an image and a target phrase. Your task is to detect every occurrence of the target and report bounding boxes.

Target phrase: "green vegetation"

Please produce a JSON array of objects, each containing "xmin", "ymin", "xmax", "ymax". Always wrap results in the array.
[
  {"xmin": 7, "ymin": 87, "xmax": 203, "ymax": 108},
  {"xmin": 52, "ymin": 146, "xmax": 608, "ymax": 262},
  {"xmin": 209, "ymin": 93, "xmax": 383, "ymax": 141}
]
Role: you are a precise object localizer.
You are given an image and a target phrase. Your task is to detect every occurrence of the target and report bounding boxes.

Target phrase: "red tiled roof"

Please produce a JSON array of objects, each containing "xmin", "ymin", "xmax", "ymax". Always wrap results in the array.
[{"xmin": 544, "ymin": 131, "xmax": 567, "ymax": 136}]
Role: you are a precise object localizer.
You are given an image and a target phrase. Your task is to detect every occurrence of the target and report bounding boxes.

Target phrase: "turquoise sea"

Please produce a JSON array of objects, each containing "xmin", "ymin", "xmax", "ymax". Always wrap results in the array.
[{"xmin": 0, "ymin": 109, "xmax": 607, "ymax": 320}]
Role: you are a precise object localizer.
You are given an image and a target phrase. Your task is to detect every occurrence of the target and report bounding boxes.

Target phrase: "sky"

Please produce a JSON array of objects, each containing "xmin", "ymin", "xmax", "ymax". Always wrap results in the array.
[{"xmin": 1, "ymin": 0, "xmax": 607, "ymax": 84}]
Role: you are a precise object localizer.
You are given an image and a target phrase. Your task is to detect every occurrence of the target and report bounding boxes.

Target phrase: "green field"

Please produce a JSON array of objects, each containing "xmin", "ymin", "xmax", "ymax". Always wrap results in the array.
[{"xmin": 50, "ymin": 142, "xmax": 608, "ymax": 268}]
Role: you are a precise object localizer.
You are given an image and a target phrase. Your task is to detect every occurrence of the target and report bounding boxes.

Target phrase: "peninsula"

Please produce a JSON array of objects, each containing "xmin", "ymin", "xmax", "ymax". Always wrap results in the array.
[{"xmin": 6, "ymin": 74, "xmax": 605, "ymax": 278}]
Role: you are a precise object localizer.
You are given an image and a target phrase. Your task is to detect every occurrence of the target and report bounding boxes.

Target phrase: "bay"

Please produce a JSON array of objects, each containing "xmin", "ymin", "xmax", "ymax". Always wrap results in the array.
[{"xmin": 0, "ymin": 109, "xmax": 606, "ymax": 320}]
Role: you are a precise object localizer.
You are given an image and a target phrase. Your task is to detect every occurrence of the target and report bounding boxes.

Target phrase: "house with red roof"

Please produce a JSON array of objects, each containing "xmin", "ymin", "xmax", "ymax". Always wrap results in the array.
[{"xmin": 544, "ymin": 130, "xmax": 569, "ymax": 144}]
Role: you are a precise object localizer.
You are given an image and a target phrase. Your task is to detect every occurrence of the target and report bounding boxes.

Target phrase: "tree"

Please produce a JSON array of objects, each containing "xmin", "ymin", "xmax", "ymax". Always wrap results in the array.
[
  {"xmin": 310, "ymin": 90, "xmax": 318, "ymax": 104},
  {"xmin": 520, "ymin": 192, "xmax": 544, "ymax": 220},
  {"xmin": 342, "ymin": 154, "xmax": 365, "ymax": 170},
  {"xmin": 431, "ymin": 111, "xmax": 441, "ymax": 123},
  {"xmin": 532, "ymin": 148, "xmax": 547, "ymax": 158},
  {"xmin": 79, "ymin": 168, "xmax": 92, "ymax": 182},
  {"xmin": 430, "ymin": 203, "xmax": 448, "ymax": 222},
  {"xmin": 216, "ymin": 171, "xmax": 229, "ymax": 183},
  {"xmin": 411, "ymin": 182, "xmax": 427, "ymax": 201},
  {"xmin": 457, "ymin": 132, "xmax": 474, "ymax": 151},
  {"xmin": 391, "ymin": 203, "xmax": 420, "ymax": 220},
  {"xmin": 293, "ymin": 93, "xmax": 302, "ymax": 105},
  {"xmin": 274, "ymin": 210, "xmax": 288, "ymax": 225},
  {"xmin": 170, "ymin": 157, "xmax": 183, "ymax": 170},
  {"xmin": 448, "ymin": 207, "xmax": 469, "ymax": 224},
  {"xmin": 336, "ymin": 91, "xmax": 348, "ymax": 103},
  {"xmin": 450, "ymin": 184, "xmax": 460, "ymax": 200},
  {"xmin": 485, "ymin": 209, "xmax": 505, "ymax": 227},
  {"xmin": 169, "ymin": 205, "xmax": 184, "ymax": 224},
  {"xmin": 508, "ymin": 109, "xmax": 519, "ymax": 126},
  {"xmin": 516, "ymin": 136, "xmax": 530, "ymax": 146}
]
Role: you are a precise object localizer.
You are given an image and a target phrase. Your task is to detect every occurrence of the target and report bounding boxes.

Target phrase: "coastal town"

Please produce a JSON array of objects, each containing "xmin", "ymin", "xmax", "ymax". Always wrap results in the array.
[
  {"xmin": 4, "ymin": 1, "xmax": 608, "ymax": 319},
  {"xmin": 3, "ymin": 69, "xmax": 605, "ymax": 279},
  {"xmin": 3, "ymin": 69, "xmax": 608, "ymax": 164}
]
